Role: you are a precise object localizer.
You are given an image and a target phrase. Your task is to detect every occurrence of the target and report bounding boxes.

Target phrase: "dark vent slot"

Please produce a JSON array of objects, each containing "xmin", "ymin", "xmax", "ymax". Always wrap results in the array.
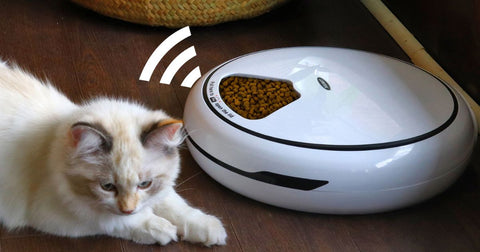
[{"xmin": 187, "ymin": 136, "xmax": 328, "ymax": 191}]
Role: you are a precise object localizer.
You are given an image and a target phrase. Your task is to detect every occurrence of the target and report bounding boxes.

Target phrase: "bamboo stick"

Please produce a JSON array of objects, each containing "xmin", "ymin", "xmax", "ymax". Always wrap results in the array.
[{"xmin": 361, "ymin": 0, "xmax": 480, "ymax": 131}]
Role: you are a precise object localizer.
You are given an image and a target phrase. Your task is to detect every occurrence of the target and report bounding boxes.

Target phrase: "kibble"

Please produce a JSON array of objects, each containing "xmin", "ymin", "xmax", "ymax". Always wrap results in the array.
[{"xmin": 219, "ymin": 76, "xmax": 300, "ymax": 119}]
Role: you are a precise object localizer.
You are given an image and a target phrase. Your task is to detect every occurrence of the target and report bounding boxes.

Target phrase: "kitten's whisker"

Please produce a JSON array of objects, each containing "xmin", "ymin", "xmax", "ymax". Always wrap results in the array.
[
  {"xmin": 175, "ymin": 188, "xmax": 196, "ymax": 193},
  {"xmin": 182, "ymin": 128, "xmax": 199, "ymax": 137},
  {"xmin": 176, "ymin": 171, "xmax": 202, "ymax": 188}
]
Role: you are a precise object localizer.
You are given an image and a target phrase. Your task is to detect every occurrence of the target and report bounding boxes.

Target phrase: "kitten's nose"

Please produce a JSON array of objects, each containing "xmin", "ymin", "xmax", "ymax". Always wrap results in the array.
[{"xmin": 120, "ymin": 209, "xmax": 134, "ymax": 215}]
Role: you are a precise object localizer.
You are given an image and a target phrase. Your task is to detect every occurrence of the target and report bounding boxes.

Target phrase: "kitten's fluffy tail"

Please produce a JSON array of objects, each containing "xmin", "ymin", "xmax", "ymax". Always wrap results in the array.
[
  {"xmin": 0, "ymin": 60, "xmax": 8, "ymax": 68},
  {"xmin": 0, "ymin": 59, "xmax": 77, "ymax": 117}
]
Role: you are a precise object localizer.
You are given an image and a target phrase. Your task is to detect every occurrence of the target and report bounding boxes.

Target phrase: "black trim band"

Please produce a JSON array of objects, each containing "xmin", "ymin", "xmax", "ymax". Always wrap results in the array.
[
  {"xmin": 187, "ymin": 136, "xmax": 328, "ymax": 191},
  {"xmin": 202, "ymin": 50, "xmax": 459, "ymax": 151}
]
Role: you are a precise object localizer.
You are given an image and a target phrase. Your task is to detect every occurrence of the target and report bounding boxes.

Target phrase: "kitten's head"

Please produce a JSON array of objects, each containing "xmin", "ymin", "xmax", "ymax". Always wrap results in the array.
[{"xmin": 63, "ymin": 99, "xmax": 184, "ymax": 216}]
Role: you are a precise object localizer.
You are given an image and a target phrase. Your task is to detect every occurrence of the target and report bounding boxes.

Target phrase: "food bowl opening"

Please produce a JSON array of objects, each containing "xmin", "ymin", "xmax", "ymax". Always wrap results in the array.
[{"xmin": 219, "ymin": 75, "xmax": 300, "ymax": 120}]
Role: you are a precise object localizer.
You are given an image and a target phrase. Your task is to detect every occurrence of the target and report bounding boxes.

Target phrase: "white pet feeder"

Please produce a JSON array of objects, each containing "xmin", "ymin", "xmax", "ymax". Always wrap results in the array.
[{"xmin": 183, "ymin": 47, "xmax": 477, "ymax": 214}]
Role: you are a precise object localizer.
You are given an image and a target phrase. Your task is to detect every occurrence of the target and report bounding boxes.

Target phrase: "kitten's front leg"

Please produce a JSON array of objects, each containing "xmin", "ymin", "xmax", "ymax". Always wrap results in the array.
[
  {"xmin": 153, "ymin": 187, "xmax": 227, "ymax": 246},
  {"xmin": 110, "ymin": 211, "xmax": 178, "ymax": 245}
]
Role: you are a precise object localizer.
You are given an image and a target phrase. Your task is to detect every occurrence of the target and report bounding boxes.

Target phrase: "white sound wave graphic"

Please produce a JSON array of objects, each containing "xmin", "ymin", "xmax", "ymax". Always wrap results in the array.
[
  {"xmin": 139, "ymin": 26, "xmax": 200, "ymax": 88},
  {"xmin": 180, "ymin": 66, "xmax": 201, "ymax": 88}
]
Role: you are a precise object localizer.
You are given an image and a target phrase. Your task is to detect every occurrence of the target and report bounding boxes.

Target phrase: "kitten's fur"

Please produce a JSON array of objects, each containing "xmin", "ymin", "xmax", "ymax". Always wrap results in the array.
[{"xmin": 0, "ymin": 61, "xmax": 226, "ymax": 246}]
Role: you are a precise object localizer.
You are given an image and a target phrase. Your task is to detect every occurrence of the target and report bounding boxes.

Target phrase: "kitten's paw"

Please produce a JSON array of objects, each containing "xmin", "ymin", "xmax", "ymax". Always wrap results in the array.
[
  {"xmin": 182, "ymin": 214, "xmax": 227, "ymax": 246},
  {"xmin": 132, "ymin": 217, "xmax": 178, "ymax": 245},
  {"xmin": 147, "ymin": 217, "xmax": 178, "ymax": 245}
]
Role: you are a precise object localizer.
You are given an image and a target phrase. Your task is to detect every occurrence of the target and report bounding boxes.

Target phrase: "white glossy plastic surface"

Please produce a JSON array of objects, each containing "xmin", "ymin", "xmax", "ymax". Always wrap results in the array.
[
  {"xmin": 183, "ymin": 47, "xmax": 477, "ymax": 214},
  {"xmin": 204, "ymin": 47, "xmax": 454, "ymax": 146}
]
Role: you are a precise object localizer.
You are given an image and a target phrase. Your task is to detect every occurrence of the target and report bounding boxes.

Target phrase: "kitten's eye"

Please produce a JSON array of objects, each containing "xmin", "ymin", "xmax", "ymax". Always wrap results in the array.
[
  {"xmin": 138, "ymin": 180, "xmax": 152, "ymax": 189},
  {"xmin": 100, "ymin": 183, "xmax": 116, "ymax": 192}
]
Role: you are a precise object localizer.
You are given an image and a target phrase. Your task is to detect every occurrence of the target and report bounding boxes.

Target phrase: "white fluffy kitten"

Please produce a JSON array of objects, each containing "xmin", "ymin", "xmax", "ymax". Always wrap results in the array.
[{"xmin": 0, "ymin": 61, "xmax": 226, "ymax": 246}]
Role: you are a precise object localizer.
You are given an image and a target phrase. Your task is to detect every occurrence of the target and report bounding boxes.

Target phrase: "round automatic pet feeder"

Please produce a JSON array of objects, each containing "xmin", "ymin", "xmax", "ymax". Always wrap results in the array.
[{"xmin": 183, "ymin": 47, "xmax": 477, "ymax": 214}]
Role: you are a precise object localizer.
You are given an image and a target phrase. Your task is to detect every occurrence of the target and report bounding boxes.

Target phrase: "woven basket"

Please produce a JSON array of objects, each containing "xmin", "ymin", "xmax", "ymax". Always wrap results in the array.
[{"xmin": 72, "ymin": 0, "xmax": 288, "ymax": 28}]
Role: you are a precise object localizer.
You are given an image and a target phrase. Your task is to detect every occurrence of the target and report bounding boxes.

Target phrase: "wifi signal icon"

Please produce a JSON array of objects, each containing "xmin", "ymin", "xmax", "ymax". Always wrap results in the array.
[{"xmin": 139, "ymin": 26, "xmax": 201, "ymax": 88}]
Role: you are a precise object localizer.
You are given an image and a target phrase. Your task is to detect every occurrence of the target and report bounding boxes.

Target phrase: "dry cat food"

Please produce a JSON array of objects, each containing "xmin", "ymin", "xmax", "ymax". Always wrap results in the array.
[{"xmin": 219, "ymin": 76, "xmax": 300, "ymax": 119}]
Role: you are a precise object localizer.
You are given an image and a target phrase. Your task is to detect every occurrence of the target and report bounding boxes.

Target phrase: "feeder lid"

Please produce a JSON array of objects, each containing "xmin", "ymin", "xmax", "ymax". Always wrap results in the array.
[{"xmin": 203, "ymin": 47, "xmax": 456, "ymax": 150}]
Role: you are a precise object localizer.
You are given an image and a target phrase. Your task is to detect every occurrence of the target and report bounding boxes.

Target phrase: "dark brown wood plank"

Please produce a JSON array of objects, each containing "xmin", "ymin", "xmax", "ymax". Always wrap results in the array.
[
  {"xmin": 383, "ymin": 0, "xmax": 480, "ymax": 103},
  {"xmin": 1, "ymin": 235, "xmax": 123, "ymax": 252}
]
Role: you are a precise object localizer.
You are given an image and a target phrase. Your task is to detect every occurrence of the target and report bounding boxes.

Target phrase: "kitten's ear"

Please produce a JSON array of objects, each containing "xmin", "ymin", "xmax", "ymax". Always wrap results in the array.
[
  {"xmin": 142, "ymin": 119, "xmax": 184, "ymax": 149},
  {"xmin": 70, "ymin": 122, "xmax": 112, "ymax": 154}
]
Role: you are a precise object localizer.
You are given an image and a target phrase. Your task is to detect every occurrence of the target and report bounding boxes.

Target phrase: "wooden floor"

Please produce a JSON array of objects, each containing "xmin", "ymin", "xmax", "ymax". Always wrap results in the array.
[{"xmin": 1, "ymin": 0, "xmax": 479, "ymax": 251}]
